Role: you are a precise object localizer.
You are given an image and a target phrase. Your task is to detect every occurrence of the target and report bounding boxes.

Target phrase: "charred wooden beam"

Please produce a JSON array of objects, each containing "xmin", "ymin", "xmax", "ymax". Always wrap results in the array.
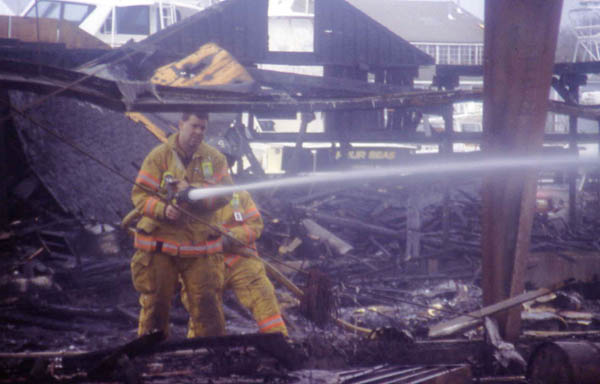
[
  {"xmin": 484, "ymin": 317, "xmax": 526, "ymax": 371},
  {"xmin": 481, "ymin": 0, "xmax": 563, "ymax": 341},
  {"xmin": 231, "ymin": 119, "xmax": 266, "ymax": 176},
  {"xmin": 296, "ymin": 208, "xmax": 403, "ymax": 238},
  {"xmin": 302, "ymin": 218, "xmax": 354, "ymax": 255},
  {"xmin": 152, "ymin": 333, "xmax": 303, "ymax": 370},
  {"xmin": 246, "ymin": 67, "xmax": 410, "ymax": 97},
  {"xmin": 548, "ymin": 99, "xmax": 600, "ymax": 121},
  {"xmin": 0, "ymin": 59, "xmax": 479, "ymax": 114},
  {"xmin": 428, "ymin": 283, "xmax": 564, "ymax": 339},
  {"xmin": 126, "ymin": 88, "xmax": 480, "ymax": 114},
  {"xmin": 0, "ymin": 88, "xmax": 8, "ymax": 227},
  {"xmin": 86, "ymin": 331, "xmax": 164, "ymax": 380}
]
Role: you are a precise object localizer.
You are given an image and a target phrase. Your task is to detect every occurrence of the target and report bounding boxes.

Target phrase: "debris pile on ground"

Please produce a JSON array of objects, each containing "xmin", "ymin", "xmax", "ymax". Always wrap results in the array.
[
  {"xmin": 3, "ymin": 162, "xmax": 600, "ymax": 382},
  {"xmin": 2, "ymin": 95, "xmax": 600, "ymax": 382}
]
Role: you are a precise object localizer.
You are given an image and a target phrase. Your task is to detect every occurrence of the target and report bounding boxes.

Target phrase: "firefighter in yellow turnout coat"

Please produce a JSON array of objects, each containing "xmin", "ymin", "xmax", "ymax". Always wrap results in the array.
[
  {"xmin": 184, "ymin": 190, "xmax": 288, "ymax": 336},
  {"xmin": 130, "ymin": 113, "xmax": 232, "ymax": 338}
]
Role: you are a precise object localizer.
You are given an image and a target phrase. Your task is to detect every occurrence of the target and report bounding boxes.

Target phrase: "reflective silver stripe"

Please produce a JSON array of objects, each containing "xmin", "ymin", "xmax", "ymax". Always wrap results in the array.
[
  {"xmin": 244, "ymin": 211, "xmax": 259, "ymax": 220},
  {"xmin": 258, "ymin": 316, "xmax": 283, "ymax": 330},
  {"xmin": 180, "ymin": 245, "xmax": 207, "ymax": 252},
  {"xmin": 179, "ymin": 240, "xmax": 222, "ymax": 252},
  {"xmin": 224, "ymin": 255, "xmax": 239, "ymax": 266},
  {"xmin": 206, "ymin": 241, "xmax": 222, "ymax": 251},
  {"xmin": 224, "ymin": 259, "xmax": 234, "ymax": 266},
  {"xmin": 136, "ymin": 238, "xmax": 156, "ymax": 247},
  {"xmin": 138, "ymin": 174, "xmax": 159, "ymax": 189},
  {"xmin": 162, "ymin": 243, "xmax": 178, "ymax": 253}
]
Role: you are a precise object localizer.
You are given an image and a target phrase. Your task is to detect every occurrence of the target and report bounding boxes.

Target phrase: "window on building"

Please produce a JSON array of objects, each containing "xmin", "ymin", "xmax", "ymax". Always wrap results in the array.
[
  {"xmin": 63, "ymin": 3, "xmax": 94, "ymax": 24},
  {"xmin": 101, "ymin": 6, "xmax": 150, "ymax": 35},
  {"xmin": 459, "ymin": 45, "xmax": 472, "ymax": 65},
  {"xmin": 116, "ymin": 6, "xmax": 150, "ymax": 35},
  {"xmin": 416, "ymin": 43, "xmax": 483, "ymax": 65},
  {"xmin": 100, "ymin": 12, "xmax": 112, "ymax": 34},
  {"xmin": 156, "ymin": 7, "xmax": 182, "ymax": 29},
  {"xmin": 291, "ymin": 0, "xmax": 315, "ymax": 14},
  {"xmin": 25, "ymin": 1, "xmax": 60, "ymax": 19},
  {"xmin": 25, "ymin": 1, "xmax": 94, "ymax": 25},
  {"xmin": 448, "ymin": 45, "xmax": 460, "ymax": 64},
  {"xmin": 460, "ymin": 123, "xmax": 482, "ymax": 132},
  {"xmin": 438, "ymin": 45, "xmax": 449, "ymax": 64},
  {"xmin": 415, "ymin": 44, "xmax": 436, "ymax": 63},
  {"xmin": 268, "ymin": 0, "xmax": 314, "ymax": 52},
  {"xmin": 476, "ymin": 45, "xmax": 483, "ymax": 65}
]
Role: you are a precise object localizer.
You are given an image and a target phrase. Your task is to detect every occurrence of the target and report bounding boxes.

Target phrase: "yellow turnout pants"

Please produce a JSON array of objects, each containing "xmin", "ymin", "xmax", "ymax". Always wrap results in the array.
[
  {"xmin": 183, "ymin": 256, "xmax": 287, "ymax": 337},
  {"xmin": 130, "ymin": 250, "xmax": 225, "ymax": 338}
]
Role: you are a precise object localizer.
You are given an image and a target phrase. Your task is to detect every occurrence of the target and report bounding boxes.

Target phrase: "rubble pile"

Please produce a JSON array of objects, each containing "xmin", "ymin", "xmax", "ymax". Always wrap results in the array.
[
  {"xmin": 254, "ymin": 180, "xmax": 600, "ymax": 333},
  {"xmin": 2, "ymin": 151, "xmax": 600, "ymax": 382}
]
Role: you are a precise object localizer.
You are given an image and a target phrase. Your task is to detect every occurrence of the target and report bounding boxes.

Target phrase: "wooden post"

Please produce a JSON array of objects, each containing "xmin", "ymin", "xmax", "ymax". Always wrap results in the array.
[
  {"xmin": 323, "ymin": 65, "xmax": 368, "ymax": 164},
  {"xmin": 405, "ymin": 185, "xmax": 421, "ymax": 266},
  {"xmin": 481, "ymin": 0, "xmax": 563, "ymax": 341},
  {"xmin": 568, "ymin": 85, "xmax": 579, "ymax": 229},
  {"xmin": 437, "ymin": 104, "xmax": 454, "ymax": 275},
  {"xmin": 0, "ymin": 90, "xmax": 9, "ymax": 228}
]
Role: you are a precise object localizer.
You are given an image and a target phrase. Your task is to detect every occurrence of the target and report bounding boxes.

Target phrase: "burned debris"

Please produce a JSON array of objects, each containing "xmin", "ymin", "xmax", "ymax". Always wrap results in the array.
[
  {"xmin": 1, "ymin": 0, "xmax": 600, "ymax": 383},
  {"xmin": 2, "ymin": 159, "xmax": 600, "ymax": 382}
]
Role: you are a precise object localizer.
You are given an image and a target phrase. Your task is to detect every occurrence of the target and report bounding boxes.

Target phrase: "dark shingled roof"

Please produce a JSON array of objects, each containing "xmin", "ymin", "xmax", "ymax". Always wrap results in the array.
[
  {"xmin": 346, "ymin": 0, "xmax": 484, "ymax": 44},
  {"xmin": 10, "ymin": 91, "xmax": 162, "ymax": 224}
]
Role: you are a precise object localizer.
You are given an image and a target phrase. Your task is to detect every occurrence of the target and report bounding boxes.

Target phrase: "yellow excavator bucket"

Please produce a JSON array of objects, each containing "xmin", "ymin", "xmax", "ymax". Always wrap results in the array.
[
  {"xmin": 151, "ymin": 42, "xmax": 254, "ymax": 87},
  {"xmin": 128, "ymin": 43, "xmax": 255, "ymax": 141}
]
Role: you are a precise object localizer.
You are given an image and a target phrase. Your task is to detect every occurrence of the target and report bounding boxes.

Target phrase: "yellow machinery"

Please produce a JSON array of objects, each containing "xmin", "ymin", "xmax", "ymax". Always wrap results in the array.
[{"xmin": 126, "ymin": 42, "xmax": 255, "ymax": 142}]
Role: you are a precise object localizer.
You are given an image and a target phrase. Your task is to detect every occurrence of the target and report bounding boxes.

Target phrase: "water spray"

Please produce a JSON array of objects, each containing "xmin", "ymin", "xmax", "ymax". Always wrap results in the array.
[{"xmin": 178, "ymin": 153, "xmax": 598, "ymax": 202}]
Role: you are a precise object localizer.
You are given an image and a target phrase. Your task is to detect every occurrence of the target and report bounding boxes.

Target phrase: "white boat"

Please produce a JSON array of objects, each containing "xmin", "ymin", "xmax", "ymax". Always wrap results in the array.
[{"xmin": 20, "ymin": 0, "xmax": 207, "ymax": 47}]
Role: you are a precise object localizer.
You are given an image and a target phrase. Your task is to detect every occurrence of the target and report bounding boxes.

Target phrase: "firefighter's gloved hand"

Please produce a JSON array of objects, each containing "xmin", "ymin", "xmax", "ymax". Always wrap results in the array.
[
  {"xmin": 165, "ymin": 204, "xmax": 181, "ymax": 221},
  {"xmin": 222, "ymin": 235, "xmax": 233, "ymax": 252},
  {"xmin": 221, "ymin": 231, "xmax": 239, "ymax": 253}
]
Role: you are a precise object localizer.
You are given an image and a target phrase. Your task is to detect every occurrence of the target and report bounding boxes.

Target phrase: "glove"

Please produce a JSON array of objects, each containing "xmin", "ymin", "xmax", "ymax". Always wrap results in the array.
[{"xmin": 222, "ymin": 234, "xmax": 234, "ymax": 252}]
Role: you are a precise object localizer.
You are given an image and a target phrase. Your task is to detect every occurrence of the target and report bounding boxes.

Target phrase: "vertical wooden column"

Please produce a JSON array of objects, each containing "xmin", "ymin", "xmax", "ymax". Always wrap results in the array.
[
  {"xmin": 323, "ymin": 65, "xmax": 367, "ymax": 161},
  {"xmin": 481, "ymin": 0, "xmax": 563, "ymax": 341},
  {"xmin": 405, "ymin": 185, "xmax": 421, "ymax": 265},
  {"xmin": 568, "ymin": 86, "xmax": 579, "ymax": 228},
  {"xmin": 374, "ymin": 69, "xmax": 386, "ymax": 130},
  {"xmin": 386, "ymin": 68, "xmax": 418, "ymax": 131},
  {"xmin": 0, "ymin": 90, "xmax": 9, "ymax": 228},
  {"xmin": 437, "ymin": 104, "xmax": 454, "ymax": 275}
]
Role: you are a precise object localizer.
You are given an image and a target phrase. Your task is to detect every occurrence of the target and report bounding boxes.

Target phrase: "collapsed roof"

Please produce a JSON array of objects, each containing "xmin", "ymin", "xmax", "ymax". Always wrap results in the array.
[{"xmin": 9, "ymin": 91, "xmax": 160, "ymax": 224}]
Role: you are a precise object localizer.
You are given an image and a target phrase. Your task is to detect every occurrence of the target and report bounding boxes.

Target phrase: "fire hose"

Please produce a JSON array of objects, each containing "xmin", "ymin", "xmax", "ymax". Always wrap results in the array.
[{"xmin": 121, "ymin": 185, "xmax": 372, "ymax": 335}]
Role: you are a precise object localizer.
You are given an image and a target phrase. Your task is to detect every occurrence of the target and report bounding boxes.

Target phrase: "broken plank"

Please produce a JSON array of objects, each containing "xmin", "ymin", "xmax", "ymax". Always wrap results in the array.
[
  {"xmin": 302, "ymin": 218, "xmax": 354, "ymax": 255},
  {"xmin": 523, "ymin": 330, "xmax": 600, "ymax": 338},
  {"xmin": 428, "ymin": 283, "xmax": 564, "ymax": 338},
  {"xmin": 86, "ymin": 331, "xmax": 164, "ymax": 380},
  {"xmin": 151, "ymin": 333, "xmax": 302, "ymax": 370},
  {"xmin": 296, "ymin": 208, "xmax": 402, "ymax": 237}
]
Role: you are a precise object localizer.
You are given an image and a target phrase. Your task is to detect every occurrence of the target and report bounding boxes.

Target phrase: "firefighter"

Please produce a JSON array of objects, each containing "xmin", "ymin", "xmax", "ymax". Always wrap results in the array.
[
  {"xmin": 182, "ymin": 190, "xmax": 288, "ymax": 337},
  {"xmin": 130, "ymin": 112, "xmax": 232, "ymax": 338}
]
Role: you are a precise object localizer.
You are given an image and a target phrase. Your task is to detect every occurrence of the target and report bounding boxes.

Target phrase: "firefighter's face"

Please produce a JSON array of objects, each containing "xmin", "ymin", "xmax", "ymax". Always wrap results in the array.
[{"xmin": 178, "ymin": 115, "xmax": 207, "ymax": 153}]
